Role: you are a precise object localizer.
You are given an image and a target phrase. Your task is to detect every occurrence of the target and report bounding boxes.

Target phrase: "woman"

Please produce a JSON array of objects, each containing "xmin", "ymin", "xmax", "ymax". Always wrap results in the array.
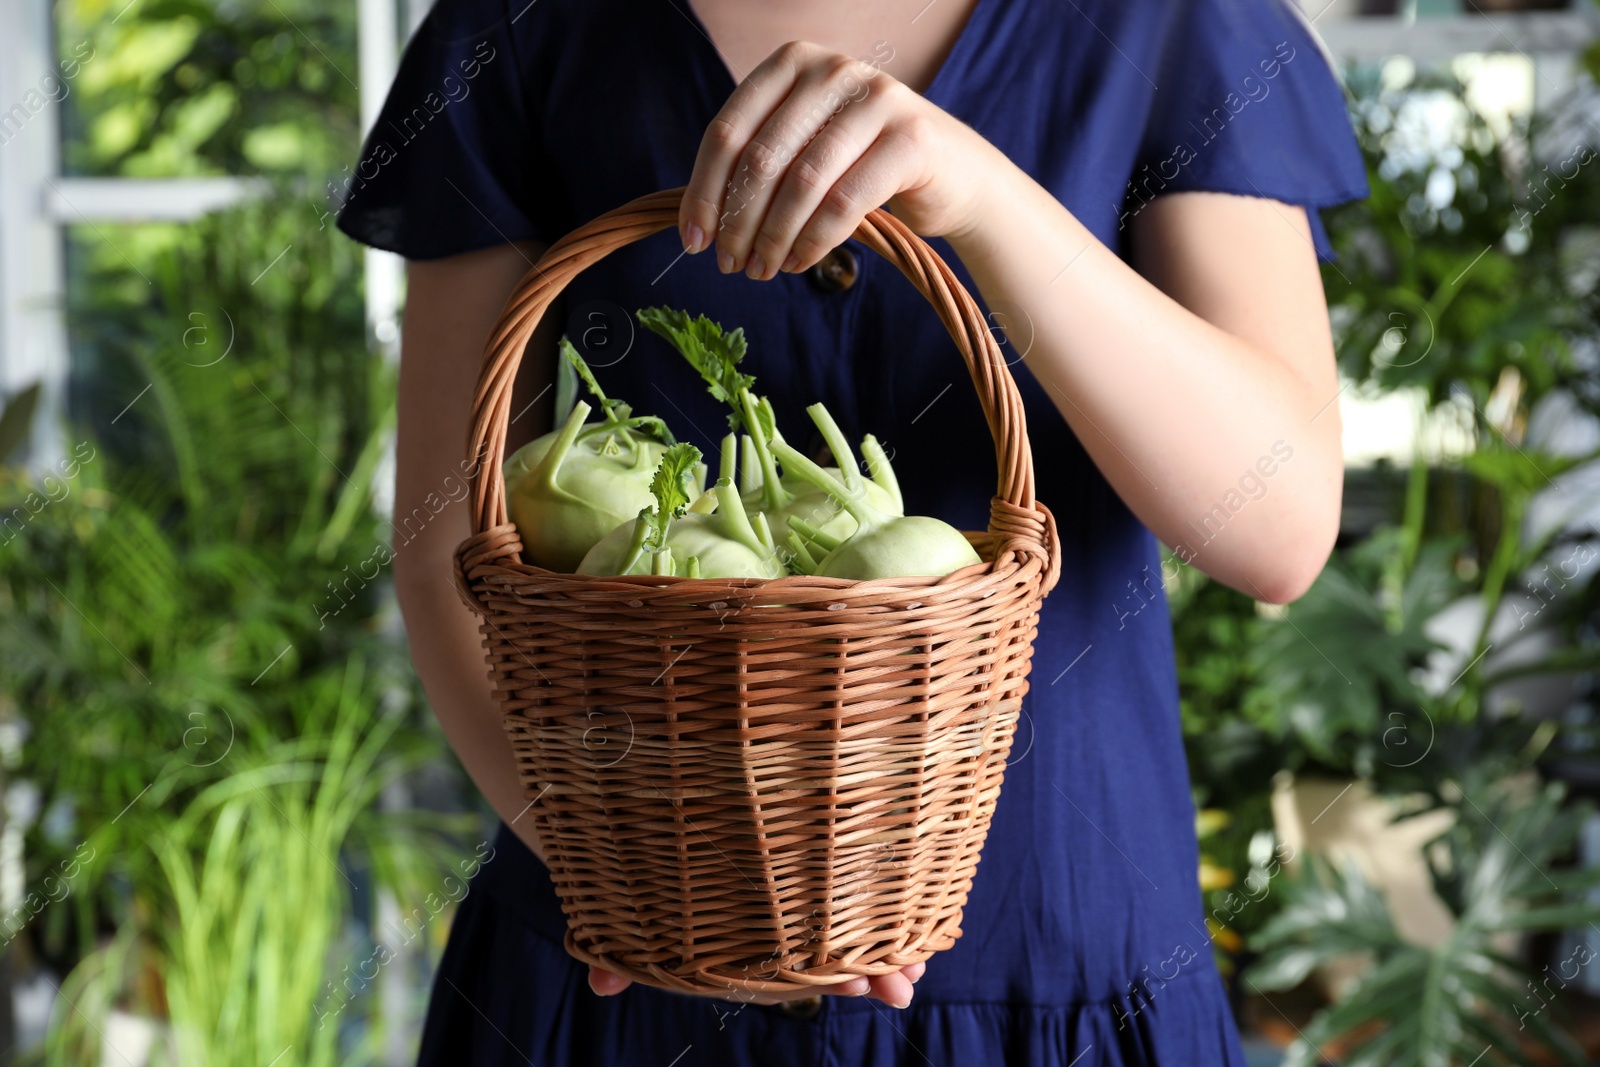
[{"xmin": 338, "ymin": 0, "xmax": 1364, "ymax": 1062}]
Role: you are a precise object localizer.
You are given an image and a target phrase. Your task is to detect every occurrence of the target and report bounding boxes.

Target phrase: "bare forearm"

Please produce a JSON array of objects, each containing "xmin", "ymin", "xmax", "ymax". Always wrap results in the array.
[
  {"xmin": 941, "ymin": 141, "xmax": 1342, "ymax": 601},
  {"xmin": 395, "ymin": 243, "xmax": 555, "ymax": 858}
]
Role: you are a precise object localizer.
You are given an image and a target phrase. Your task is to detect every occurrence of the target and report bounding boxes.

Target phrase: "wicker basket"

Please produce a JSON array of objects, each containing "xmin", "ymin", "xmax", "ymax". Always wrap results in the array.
[{"xmin": 456, "ymin": 187, "xmax": 1060, "ymax": 995}]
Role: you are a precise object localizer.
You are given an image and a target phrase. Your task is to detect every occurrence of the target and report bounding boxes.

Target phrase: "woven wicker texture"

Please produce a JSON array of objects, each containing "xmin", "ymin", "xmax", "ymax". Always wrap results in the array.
[{"xmin": 456, "ymin": 187, "xmax": 1060, "ymax": 994}]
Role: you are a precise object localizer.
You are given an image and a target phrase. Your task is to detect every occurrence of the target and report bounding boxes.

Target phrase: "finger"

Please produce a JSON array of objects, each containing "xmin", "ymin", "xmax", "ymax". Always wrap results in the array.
[
  {"xmin": 823, "ymin": 976, "xmax": 872, "ymax": 998},
  {"xmin": 745, "ymin": 84, "xmax": 894, "ymax": 279},
  {"xmin": 588, "ymin": 966, "xmax": 631, "ymax": 997},
  {"xmin": 901, "ymin": 961, "xmax": 926, "ymax": 984},
  {"xmin": 716, "ymin": 58, "xmax": 885, "ymax": 278},
  {"xmin": 868, "ymin": 970, "xmax": 915, "ymax": 1009},
  {"xmin": 787, "ymin": 135, "xmax": 912, "ymax": 272},
  {"xmin": 679, "ymin": 42, "xmax": 814, "ymax": 255}
]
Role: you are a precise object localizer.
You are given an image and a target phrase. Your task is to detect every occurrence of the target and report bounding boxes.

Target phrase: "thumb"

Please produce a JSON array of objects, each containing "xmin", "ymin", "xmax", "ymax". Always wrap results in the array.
[{"xmin": 588, "ymin": 966, "xmax": 632, "ymax": 997}]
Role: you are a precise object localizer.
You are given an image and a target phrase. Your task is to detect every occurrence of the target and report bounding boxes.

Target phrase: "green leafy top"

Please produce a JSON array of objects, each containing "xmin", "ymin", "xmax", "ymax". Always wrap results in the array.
[
  {"xmin": 645, "ymin": 442, "xmax": 702, "ymax": 551},
  {"xmin": 560, "ymin": 336, "xmax": 674, "ymax": 445},
  {"xmin": 561, "ymin": 337, "xmax": 615, "ymax": 415},
  {"xmin": 636, "ymin": 307, "xmax": 755, "ymax": 430}
]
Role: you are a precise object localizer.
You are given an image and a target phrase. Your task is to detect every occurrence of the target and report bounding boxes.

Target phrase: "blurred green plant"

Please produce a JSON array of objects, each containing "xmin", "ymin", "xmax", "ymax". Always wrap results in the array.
[
  {"xmin": 1184, "ymin": 63, "xmax": 1600, "ymax": 770},
  {"xmin": 40, "ymin": 660, "xmax": 466, "ymax": 1067},
  {"xmin": 0, "ymin": 195, "xmax": 396, "ymax": 965},
  {"xmin": 0, "ymin": 190, "xmax": 472, "ymax": 1059},
  {"xmin": 1176, "ymin": 59, "xmax": 1600, "ymax": 994},
  {"xmin": 0, "ymin": 0, "xmax": 464, "ymax": 1056},
  {"xmin": 1277, "ymin": 52, "xmax": 1600, "ymax": 776},
  {"xmin": 1321, "ymin": 65, "xmax": 1595, "ymax": 411},
  {"xmin": 0, "ymin": 383, "xmax": 42, "ymax": 462},
  {"xmin": 56, "ymin": 0, "xmax": 359, "ymax": 180},
  {"xmin": 1248, "ymin": 781, "xmax": 1600, "ymax": 1067}
]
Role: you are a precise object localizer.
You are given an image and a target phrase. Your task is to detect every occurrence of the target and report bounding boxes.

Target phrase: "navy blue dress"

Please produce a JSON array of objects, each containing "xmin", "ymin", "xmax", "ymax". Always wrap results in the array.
[{"xmin": 338, "ymin": 1, "xmax": 1366, "ymax": 1062}]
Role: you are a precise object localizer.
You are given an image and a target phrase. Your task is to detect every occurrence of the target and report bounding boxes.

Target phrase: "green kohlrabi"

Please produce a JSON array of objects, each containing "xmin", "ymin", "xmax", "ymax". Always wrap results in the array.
[
  {"xmin": 746, "ymin": 395, "xmax": 901, "ymax": 552},
  {"xmin": 637, "ymin": 306, "xmax": 901, "ymax": 542},
  {"xmin": 577, "ymin": 442, "xmax": 784, "ymax": 580},
  {"xmin": 504, "ymin": 340, "xmax": 684, "ymax": 571},
  {"xmin": 772, "ymin": 405, "xmax": 982, "ymax": 580}
]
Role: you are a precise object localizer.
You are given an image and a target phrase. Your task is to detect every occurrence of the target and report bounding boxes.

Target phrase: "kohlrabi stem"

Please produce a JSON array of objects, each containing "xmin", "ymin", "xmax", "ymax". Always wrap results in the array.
[
  {"xmin": 536, "ymin": 401, "xmax": 593, "ymax": 488},
  {"xmin": 652, "ymin": 547, "xmax": 675, "ymax": 576},
  {"xmin": 861, "ymin": 435, "xmax": 903, "ymax": 513},
  {"xmin": 769, "ymin": 439, "xmax": 886, "ymax": 529},
  {"xmin": 738, "ymin": 390, "xmax": 791, "ymax": 511},
  {"xmin": 786, "ymin": 532, "xmax": 819, "ymax": 574},
  {"xmin": 720, "ymin": 434, "xmax": 738, "ymax": 486},
  {"xmin": 580, "ymin": 413, "xmax": 646, "ymax": 437},
  {"xmin": 712, "ymin": 479, "xmax": 766, "ymax": 554},
  {"xmin": 739, "ymin": 436, "xmax": 761, "ymax": 496},
  {"xmin": 807, "ymin": 404, "xmax": 863, "ymax": 494},
  {"xmin": 685, "ymin": 555, "xmax": 702, "ymax": 578},
  {"xmin": 617, "ymin": 506, "xmax": 653, "ymax": 575},
  {"xmin": 751, "ymin": 511, "xmax": 776, "ymax": 553},
  {"xmin": 761, "ymin": 397, "xmax": 785, "ymax": 445},
  {"xmin": 788, "ymin": 515, "xmax": 843, "ymax": 553}
]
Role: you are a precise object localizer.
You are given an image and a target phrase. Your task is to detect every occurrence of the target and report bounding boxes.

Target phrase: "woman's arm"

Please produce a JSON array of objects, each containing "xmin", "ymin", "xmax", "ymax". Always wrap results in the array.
[
  {"xmin": 394, "ymin": 243, "xmax": 556, "ymax": 859},
  {"xmin": 677, "ymin": 41, "xmax": 1344, "ymax": 603},
  {"xmin": 946, "ymin": 173, "xmax": 1343, "ymax": 605}
]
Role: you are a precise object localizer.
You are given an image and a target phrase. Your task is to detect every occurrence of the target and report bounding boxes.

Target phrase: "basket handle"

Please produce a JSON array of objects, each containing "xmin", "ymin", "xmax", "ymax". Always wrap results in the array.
[{"xmin": 464, "ymin": 187, "xmax": 1058, "ymax": 591}]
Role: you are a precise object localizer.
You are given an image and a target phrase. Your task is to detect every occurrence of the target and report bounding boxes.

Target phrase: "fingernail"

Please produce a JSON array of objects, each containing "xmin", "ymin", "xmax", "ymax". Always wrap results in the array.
[
  {"xmin": 892, "ymin": 995, "xmax": 912, "ymax": 1009},
  {"xmin": 718, "ymin": 248, "xmax": 735, "ymax": 274},
  {"xmin": 683, "ymin": 222, "xmax": 707, "ymax": 253},
  {"xmin": 745, "ymin": 252, "xmax": 766, "ymax": 280},
  {"xmin": 781, "ymin": 253, "xmax": 801, "ymax": 273}
]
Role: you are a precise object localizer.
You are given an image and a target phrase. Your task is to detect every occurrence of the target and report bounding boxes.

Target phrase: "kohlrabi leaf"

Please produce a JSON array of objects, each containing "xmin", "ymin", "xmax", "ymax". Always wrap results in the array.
[
  {"xmin": 637, "ymin": 307, "xmax": 755, "ymax": 429},
  {"xmin": 624, "ymin": 415, "xmax": 676, "ymax": 446},
  {"xmin": 561, "ymin": 337, "xmax": 618, "ymax": 417},
  {"xmin": 647, "ymin": 442, "xmax": 702, "ymax": 550},
  {"xmin": 552, "ymin": 342, "xmax": 579, "ymax": 427},
  {"xmin": 558, "ymin": 336, "xmax": 675, "ymax": 445}
]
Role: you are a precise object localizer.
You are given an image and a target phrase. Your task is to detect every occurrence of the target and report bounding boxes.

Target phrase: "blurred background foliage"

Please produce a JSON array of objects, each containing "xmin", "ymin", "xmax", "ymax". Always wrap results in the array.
[
  {"xmin": 56, "ymin": 0, "xmax": 359, "ymax": 179},
  {"xmin": 0, "ymin": 0, "xmax": 476, "ymax": 1062},
  {"xmin": 1179, "ymin": 44, "xmax": 1600, "ymax": 1065},
  {"xmin": 0, "ymin": 0, "xmax": 1597, "ymax": 1063}
]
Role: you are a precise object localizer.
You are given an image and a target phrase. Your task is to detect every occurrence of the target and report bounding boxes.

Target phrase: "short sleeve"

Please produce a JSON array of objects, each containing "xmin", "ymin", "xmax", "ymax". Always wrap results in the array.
[
  {"xmin": 1133, "ymin": 0, "xmax": 1368, "ymax": 260},
  {"xmin": 335, "ymin": 0, "xmax": 563, "ymax": 259}
]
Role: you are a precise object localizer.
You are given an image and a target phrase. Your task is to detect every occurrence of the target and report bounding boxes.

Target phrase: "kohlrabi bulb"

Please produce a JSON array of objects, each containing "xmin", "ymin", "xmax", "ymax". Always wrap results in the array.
[{"xmin": 505, "ymin": 401, "xmax": 676, "ymax": 572}]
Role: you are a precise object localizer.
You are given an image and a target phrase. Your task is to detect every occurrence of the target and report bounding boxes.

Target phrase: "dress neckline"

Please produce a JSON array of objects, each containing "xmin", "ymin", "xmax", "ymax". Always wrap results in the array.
[{"xmin": 665, "ymin": 0, "xmax": 994, "ymax": 108}]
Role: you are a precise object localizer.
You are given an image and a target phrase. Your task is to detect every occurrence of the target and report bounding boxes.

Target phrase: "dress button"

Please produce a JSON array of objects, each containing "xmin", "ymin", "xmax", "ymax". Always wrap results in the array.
[
  {"xmin": 807, "ymin": 246, "xmax": 858, "ymax": 293},
  {"xmin": 778, "ymin": 995, "xmax": 824, "ymax": 1021}
]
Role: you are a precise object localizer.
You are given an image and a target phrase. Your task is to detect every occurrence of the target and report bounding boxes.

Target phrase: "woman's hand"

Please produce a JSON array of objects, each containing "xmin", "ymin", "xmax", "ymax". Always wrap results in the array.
[
  {"xmin": 678, "ymin": 40, "xmax": 1347, "ymax": 606},
  {"xmin": 588, "ymin": 960, "xmax": 925, "ymax": 1009},
  {"xmin": 677, "ymin": 40, "xmax": 997, "ymax": 279}
]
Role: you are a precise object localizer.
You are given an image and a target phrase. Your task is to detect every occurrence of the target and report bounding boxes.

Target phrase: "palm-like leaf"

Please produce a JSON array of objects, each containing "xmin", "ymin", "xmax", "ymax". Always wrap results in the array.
[
  {"xmin": 1249, "ymin": 783, "xmax": 1600, "ymax": 1067},
  {"xmin": 0, "ymin": 193, "xmax": 426, "ymax": 978},
  {"xmin": 1250, "ymin": 530, "xmax": 1457, "ymax": 775}
]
